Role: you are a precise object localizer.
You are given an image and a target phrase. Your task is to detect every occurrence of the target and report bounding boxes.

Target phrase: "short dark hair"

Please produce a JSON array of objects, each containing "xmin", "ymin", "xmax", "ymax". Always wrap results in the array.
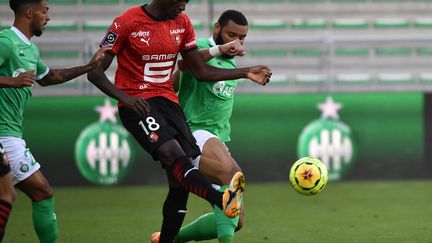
[
  {"xmin": 10, "ymin": 0, "xmax": 44, "ymax": 13},
  {"xmin": 217, "ymin": 10, "xmax": 248, "ymax": 28}
]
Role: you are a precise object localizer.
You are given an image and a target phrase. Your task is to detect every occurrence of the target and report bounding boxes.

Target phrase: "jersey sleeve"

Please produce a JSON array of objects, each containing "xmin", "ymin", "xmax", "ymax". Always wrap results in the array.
[
  {"xmin": 100, "ymin": 17, "xmax": 128, "ymax": 54},
  {"xmin": 32, "ymin": 45, "xmax": 49, "ymax": 80},
  {"xmin": 0, "ymin": 37, "xmax": 12, "ymax": 67},
  {"xmin": 180, "ymin": 15, "xmax": 197, "ymax": 52}
]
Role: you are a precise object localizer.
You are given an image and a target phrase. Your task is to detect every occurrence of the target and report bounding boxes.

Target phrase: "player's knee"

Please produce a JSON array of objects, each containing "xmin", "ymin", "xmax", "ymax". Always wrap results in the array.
[
  {"xmin": 30, "ymin": 185, "xmax": 53, "ymax": 202},
  {"xmin": 0, "ymin": 186, "xmax": 16, "ymax": 204}
]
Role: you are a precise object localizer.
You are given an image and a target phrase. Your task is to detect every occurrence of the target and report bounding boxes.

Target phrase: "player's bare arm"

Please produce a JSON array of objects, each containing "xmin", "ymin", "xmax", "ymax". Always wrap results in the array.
[
  {"xmin": 0, "ymin": 70, "xmax": 35, "ymax": 88},
  {"xmin": 36, "ymin": 46, "xmax": 111, "ymax": 86},
  {"xmin": 181, "ymin": 48, "xmax": 272, "ymax": 85},
  {"xmin": 87, "ymin": 51, "xmax": 150, "ymax": 117}
]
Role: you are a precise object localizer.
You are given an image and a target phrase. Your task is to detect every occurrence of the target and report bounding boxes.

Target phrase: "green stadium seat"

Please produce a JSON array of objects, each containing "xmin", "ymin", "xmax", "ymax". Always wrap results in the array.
[
  {"xmin": 40, "ymin": 50, "xmax": 81, "ymax": 58},
  {"xmin": 413, "ymin": 18, "xmax": 432, "ymax": 29},
  {"xmin": 292, "ymin": 48, "xmax": 324, "ymax": 56},
  {"xmin": 49, "ymin": 0, "xmax": 78, "ymax": 4},
  {"xmin": 192, "ymin": 20, "xmax": 205, "ymax": 30},
  {"xmin": 416, "ymin": 48, "xmax": 432, "ymax": 56},
  {"xmin": 332, "ymin": 19, "xmax": 369, "ymax": 29},
  {"xmin": 373, "ymin": 18, "xmax": 410, "ymax": 29},
  {"xmin": 378, "ymin": 73, "xmax": 413, "ymax": 83},
  {"xmin": 0, "ymin": 0, "xmax": 7, "ymax": 3},
  {"xmin": 292, "ymin": 19, "xmax": 327, "ymax": 30},
  {"xmin": 420, "ymin": 73, "xmax": 432, "ymax": 83},
  {"xmin": 295, "ymin": 74, "xmax": 326, "ymax": 83},
  {"xmin": 45, "ymin": 21, "xmax": 79, "ymax": 31},
  {"xmin": 251, "ymin": 49, "xmax": 288, "ymax": 57},
  {"xmin": 83, "ymin": 20, "xmax": 111, "ymax": 31},
  {"xmin": 331, "ymin": 0, "xmax": 367, "ymax": 2},
  {"xmin": 336, "ymin": 73, "xmax": 372, "ymax": 83},
  {"xmin": 291, "ymin": 0, "xmax": 326, "ymax": 3},
  {"xmin": 251, "ymin": 20, "xmax": 288, "ymax": 30},
  {"xmin": 83, "ymin": 0, "xmax": 119, "ymax": 4},
  {"xmin": 208, "ymin": 0, "xmax": 246, "ymax": 3},
  {"xmin": 375, "ymin": 47, "xmax": 412, "ymax": 56},
  {"xmin": 334, "ymin": 48, "xmax": 369, "ymax": 56},
  {"xmin": 250, "ymin": 0, "xmax": 285, "ymax": 2},
  {"xmin": 372, "ymin": 0, "xmax": 404, "ymax": 2}
]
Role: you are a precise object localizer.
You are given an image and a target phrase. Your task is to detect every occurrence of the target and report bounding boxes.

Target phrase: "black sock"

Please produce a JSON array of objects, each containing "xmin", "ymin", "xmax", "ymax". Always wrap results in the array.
[
  {"xmin": 0, "ymin": 199, "xmax": 12, "ymax": 242},
  {"xmin": 159, "ymin": 187, "xmax": 188, "ymax": 243},
  {"xmin": 170, "ymin": 156, "xmax": 223, "ymax": 209}
]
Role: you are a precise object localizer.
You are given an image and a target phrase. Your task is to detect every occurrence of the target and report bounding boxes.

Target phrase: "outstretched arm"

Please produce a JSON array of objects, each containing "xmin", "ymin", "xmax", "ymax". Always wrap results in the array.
[
  {"xmin": 87, "ymin": 51, "xmax": 150, "ymax": 117},
  {"xmin": 181, "ymin": 48, "xmax": 271, "ymax": 85},
  {"xmin": 36, "ymin": 46, "xmax": 111, "ymax": 86}
]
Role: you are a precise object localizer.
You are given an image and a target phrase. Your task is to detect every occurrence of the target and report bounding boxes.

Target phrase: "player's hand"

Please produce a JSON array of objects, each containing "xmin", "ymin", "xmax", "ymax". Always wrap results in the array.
[
  {"xmin": 88, "ymin": 46, "xmax": 112, "ymax": 70},
  {"xmin": 13, "ymin": 70, "xmax": 35, "ymax": 87},
  {"xmin": 121, "ymin": 95, "xmax": 150, "ymax": 118},
  {"xmin": 219, "ymin": 40, "xmax": 245, "ymax": 57},
  {"xmin": 246, "ymin": 65, "xmax": 272, "ymax": 86}
]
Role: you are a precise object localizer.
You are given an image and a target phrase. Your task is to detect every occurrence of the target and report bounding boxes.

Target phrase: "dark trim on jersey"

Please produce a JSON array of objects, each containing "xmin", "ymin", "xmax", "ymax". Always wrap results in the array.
[{"xmin": 141, "ymin": 4, "xmax": 165, "ymax": 22}]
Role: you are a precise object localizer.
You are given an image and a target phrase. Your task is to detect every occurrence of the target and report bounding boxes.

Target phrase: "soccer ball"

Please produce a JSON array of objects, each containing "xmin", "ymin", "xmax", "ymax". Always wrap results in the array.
[{"xmin": 289, "ymin": 157, "xmax": 328, "ymax": 195}]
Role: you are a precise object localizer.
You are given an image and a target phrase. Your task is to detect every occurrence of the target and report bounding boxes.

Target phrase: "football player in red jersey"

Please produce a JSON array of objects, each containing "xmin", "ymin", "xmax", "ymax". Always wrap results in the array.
[{"xmin": 87, "ymin": 1, "xmax": 271, "ymax": 242}]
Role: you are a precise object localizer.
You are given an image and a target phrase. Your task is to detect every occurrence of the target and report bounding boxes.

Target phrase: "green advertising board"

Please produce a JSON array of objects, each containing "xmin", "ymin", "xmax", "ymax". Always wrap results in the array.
[{"xmin": 20, "ymin": 93, "xmax": 427, "ymax": 186}]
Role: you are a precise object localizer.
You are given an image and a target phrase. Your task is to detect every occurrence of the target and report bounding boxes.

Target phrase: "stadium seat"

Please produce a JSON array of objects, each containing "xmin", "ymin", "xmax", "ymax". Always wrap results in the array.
[
  {"xmin": 40, "ymin": 50, "xmax": 81, "ymax": 59},
  {"xmin": 292, "ymin": 48, "xmax": 325, "ymax": 56},
  {"xmin": 334, "ymin": 48, "xmax": 369, "ymax": 56},
  {"xmin": 251, "ymin": 49, "xmax": 289, "ymax": 57},
  {"xmin": 250, "ymin": 0, "xmax": 285, "ymax": 2},
  {"xmin": 413, "ymin": 18, "xmax": 432, "ymax": 29},
  {"xmin": 375, "ymin": 47, "xmax": 412, "ymax": 56},
  {"xmin": 291, "ymin": 0, "xmax": 326, "ymax": 3},
  {"xmin": 420, "ymin": 73, "xmax": 432, "ymax": 83},
  {"xmin": 251, "ymin": 19, "xmax": 288, "ymax": 30},
  {"xmin": 83, "ymin": 20, "xmax": 111, "ymax": 31},
  {"xmin": 0, "ymin": 0, "xmax": 7, "ymax": 4},
  {"xmin": 83, "ymin": 0, "xmax": 119, "ymax": 4},
  {"xmin": 292, "ymin": 19, "xmax": 327, "ymax": 30},
  {"xmin": 336, "ymin": 73, "xmax": 372, "ymax": 83},
  {"xmin": 373, "ymin": 18, "xmax": 410, "ymax": 29},
  {"xmin": 416, "ymin": 47, "xmax": 432, "ymax": 56},
  {"xmin": 378, "ymin": 73, "xmax": 413, "ymax": 83},
  {"xmin": 191, "ymin": 20, "xmax": 205, "ymax": 30},
  {"xmin": 208, "ymin": 0, "xmax": 246, "ymax": 3},
  {"xmin": 49, "ymin": 0, "xmax": 78, "ymax": 4},
  {"xmin": 331, "ymin": 0, "xmax": 367, "ymax": 2},
  {"xmin": 295, "ymin": 74, "xmax": 326, "ymax": 83},
  {"xmin": 332, "ymin": 19, "xmax": 369, "ymax": 29},
  {"xmin": 45, "ymin": 21, "xmax": 79, "ymax": 31}
]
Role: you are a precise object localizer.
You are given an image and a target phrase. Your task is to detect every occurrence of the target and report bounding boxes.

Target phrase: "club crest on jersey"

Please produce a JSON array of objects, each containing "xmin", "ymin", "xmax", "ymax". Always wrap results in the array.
[
  {"xmin": 174, "ymin": 35, "xmax": 180, "ymax": 45},
  {"xmin": 149, "ymin": 132, "xmax": 159, "ymax": 143},
  {"xmin": 101, "ymin": 30, "xmax": 118, "ymax": 46}
]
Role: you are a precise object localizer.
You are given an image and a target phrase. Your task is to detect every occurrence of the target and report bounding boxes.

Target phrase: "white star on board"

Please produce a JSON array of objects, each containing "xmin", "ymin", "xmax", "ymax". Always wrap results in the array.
[
  {"xmin": 318, "ymin": 96, "xmax": 342, "ymax": 119},
  {"xmin": 96, "ymin": 99, "xmax": 118, "ymax": 123}
]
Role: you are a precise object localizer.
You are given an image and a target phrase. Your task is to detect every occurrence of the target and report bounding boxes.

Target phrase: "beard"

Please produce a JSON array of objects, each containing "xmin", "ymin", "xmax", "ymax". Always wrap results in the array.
[{"xmin": 215, "ymin": 31, "xmax": 235, "ymax": 60}]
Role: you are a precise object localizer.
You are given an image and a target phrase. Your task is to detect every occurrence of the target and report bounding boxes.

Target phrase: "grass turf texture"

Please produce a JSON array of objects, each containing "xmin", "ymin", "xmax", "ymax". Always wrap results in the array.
[{"xmin": 4, "ymin": 180, "xmax": 432, "ymax": 242}]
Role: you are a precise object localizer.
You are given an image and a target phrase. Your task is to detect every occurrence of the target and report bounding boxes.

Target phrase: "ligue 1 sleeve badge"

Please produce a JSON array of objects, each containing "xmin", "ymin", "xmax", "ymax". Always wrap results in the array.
[
  {"xmin": 75, "ymin": 99, "xmax": 135, "ymax": 185},
  {"xmin": 297, "ymin": 96, "xmax": 356, "ymax": 181}
]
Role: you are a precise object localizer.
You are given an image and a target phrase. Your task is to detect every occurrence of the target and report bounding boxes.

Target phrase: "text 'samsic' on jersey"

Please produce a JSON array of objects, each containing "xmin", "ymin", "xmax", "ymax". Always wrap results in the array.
[{"xmin": 100, "ymin": 6, "xmax": 197, "ymax": 104}]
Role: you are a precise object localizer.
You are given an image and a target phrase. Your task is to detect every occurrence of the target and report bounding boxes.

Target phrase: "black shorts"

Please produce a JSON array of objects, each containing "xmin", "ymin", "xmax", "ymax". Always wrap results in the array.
[
  {"xmin": 119, "ymin": 97, "xmax": 200, "ymax": 161},
  {"xmin": 0, "ymin": 143, "xmax": 10, "ymax": 177}
]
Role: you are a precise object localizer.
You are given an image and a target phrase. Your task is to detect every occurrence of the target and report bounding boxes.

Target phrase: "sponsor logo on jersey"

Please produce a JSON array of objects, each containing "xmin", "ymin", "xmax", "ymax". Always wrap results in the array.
[
  {"xmin": 131, "ymin": 31, "xmax": 150, "ymax": 38},
  {"xmin": 142, "ymin": 53, "xmax": 177, "ymax": 61},
  {"xmin": 101, "ymin": 30, "xmax": 118, "ymax": 47},
  {"xmin": 149, "ymin": 132, "xmax": 159, "ymax": 143},
  {"xmin": 170, "ymin": 28, "xmax": 185, "ymax": 35},
  {"xmin": 185, "ymin": 40, "xmax": 196, "ymax": 49}
]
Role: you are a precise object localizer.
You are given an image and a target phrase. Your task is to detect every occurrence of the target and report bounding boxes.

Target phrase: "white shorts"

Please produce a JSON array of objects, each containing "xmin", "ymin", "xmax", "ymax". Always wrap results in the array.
[
  {"xmin": 191, "ymin": 130, "xmax": 218, "ymax": 168},
  {"xmin": 0, "ymin": 137, "xmax": 40, "ymax": 185}
]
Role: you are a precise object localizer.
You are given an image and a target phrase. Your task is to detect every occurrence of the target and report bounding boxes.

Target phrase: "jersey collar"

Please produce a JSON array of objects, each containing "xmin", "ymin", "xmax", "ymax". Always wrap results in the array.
[
  {"xmin": 208, "ymin": 36, "xmax": 216, "ymax": 47},
  {"xmin": 10, "ymin": 26, "xmax": 31, "ymax": 45}
]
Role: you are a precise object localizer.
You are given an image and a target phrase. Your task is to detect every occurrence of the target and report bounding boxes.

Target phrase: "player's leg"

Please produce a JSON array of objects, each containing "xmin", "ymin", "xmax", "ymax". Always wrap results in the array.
[
  {"xmin": 2, "ymin": 137, "xmax": 57, "ymax": 243},
  {"xmin": 174, "ymin": 133, "xmax": 244, "ymax": 242},
  {"xmin": 0, "ymin": 143, "xmax": 15, "ymax": 242},
  {"xmin": 15, "ymin": 170, "xmax": 57, "ymax": 243}
]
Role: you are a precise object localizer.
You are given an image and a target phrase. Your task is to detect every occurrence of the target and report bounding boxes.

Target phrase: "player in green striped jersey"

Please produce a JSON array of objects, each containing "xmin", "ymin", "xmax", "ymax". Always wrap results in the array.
[{"xmin": 0, "ymin": 1, "xmax": 108, "ymax": 242}]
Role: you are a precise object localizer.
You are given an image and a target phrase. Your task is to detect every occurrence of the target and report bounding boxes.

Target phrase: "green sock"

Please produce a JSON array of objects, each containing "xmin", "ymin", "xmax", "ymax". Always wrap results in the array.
[
  {"xmin": 213, "ymin": 185, "xmax": 239, "ymax": 243},
  {"xmin": 32, "ymin": 197, "xmax": 58, "ymax": 243},
  {"xmin": 174, "ymin": 213, "xmax": 217, "ymax": 243}
]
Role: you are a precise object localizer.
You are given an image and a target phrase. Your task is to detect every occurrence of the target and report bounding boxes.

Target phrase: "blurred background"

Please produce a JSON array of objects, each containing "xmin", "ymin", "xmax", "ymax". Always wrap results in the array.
[{"xmin": 1, "ymin": 0, "xmax": 432, "ymax": 186}]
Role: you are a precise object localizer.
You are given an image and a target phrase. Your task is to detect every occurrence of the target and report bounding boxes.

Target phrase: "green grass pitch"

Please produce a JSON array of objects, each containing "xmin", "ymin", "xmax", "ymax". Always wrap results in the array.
[{"xmin": 4, "ymin": 180, "xmax": 432, "ymax": 242}]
